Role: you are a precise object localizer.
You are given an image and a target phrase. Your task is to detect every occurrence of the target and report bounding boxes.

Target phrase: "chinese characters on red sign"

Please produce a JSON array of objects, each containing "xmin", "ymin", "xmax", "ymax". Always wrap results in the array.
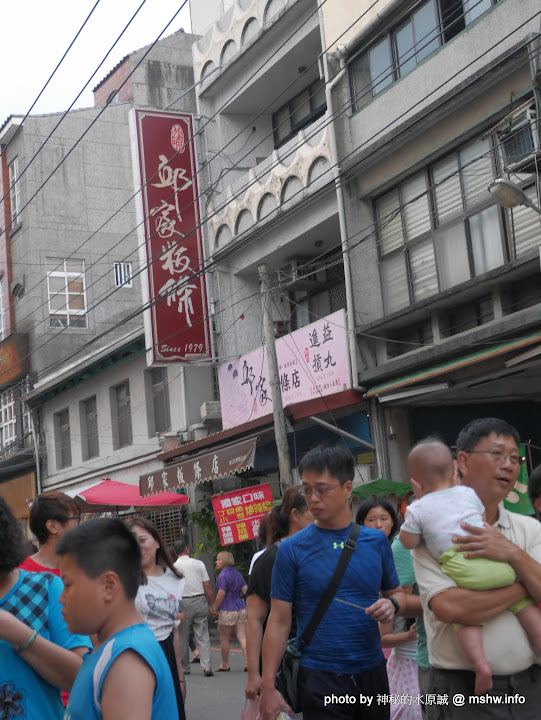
[
  {"xmin": 211, "ymin": 483, "xmax": 273, "ymax": 546},
  {"xmin": 134, "ymin": 110, "xmax": 211, "ymax": 362}
]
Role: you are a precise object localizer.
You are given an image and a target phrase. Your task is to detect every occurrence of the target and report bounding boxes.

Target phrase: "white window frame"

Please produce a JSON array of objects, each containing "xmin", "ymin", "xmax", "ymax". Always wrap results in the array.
[
  {"xmin": 0, "ymin": 278, "xmax": 5, "ymax": 341},
  {"xmin": 0, "ymin": 390, "xmax": 16, "ymax": 451},
  {"xmin": 53, "ymin": 407, "xmax": 72, "ymax": 469},
  {"xmin": 47, "ymin": 258, "xmax": 87, "ymax": 329},
  {"xmin": 8, "ymin": 157, "xmax": 21, "ymax": 225},
  {"xmin": 114, "ymin": 262, "xmax": 133, "ymax": 288}
]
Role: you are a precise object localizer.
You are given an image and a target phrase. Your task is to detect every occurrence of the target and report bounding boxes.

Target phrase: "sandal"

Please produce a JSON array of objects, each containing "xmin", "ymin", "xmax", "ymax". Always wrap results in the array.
[{"xmin": 216, "ymin": 665, "xmax": 230, "ymax": 672}]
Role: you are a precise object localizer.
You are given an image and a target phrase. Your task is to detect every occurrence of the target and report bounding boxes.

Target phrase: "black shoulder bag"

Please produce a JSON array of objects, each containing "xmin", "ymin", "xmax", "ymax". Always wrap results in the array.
[{"xmin": 275, "ymin": 523, "xmax": 361, "ymax": 713}]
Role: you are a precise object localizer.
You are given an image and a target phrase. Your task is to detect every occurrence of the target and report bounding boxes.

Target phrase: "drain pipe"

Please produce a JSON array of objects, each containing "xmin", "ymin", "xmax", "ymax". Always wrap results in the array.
[{"xmin": 325, "ymin": 57, "xmax": 361, "ymax": 390}]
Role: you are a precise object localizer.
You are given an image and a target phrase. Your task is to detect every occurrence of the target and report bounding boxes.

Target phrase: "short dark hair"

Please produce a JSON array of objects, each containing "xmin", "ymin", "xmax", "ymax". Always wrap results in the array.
[
  {"xmin": 0, "ymin": 497, "xmax": 25, "ymax": 573},
  {"xmin": 29, "ymin": 491, "xmax": 80, "ymax": 544},
  {"xmin": 456, "ymin": 418, "xmax": 520, "ymax": 453},
  {"xmin": 528, "ymin": 464, "xmax": 541, "ymax": 507},
  {"xmin": 57, "ymin": 518, "xmax": 142, "ymax": 599},
  {"xmin": 356, "ymin": 496, "xmax": 400, "ymax": 542},
  {"xmin": 173, "ymin": 538, "xmax": 189, "ymax": 555},
  {"xmin": 298, "ymin": 445, "xmax": 355, "ymax": 484}
]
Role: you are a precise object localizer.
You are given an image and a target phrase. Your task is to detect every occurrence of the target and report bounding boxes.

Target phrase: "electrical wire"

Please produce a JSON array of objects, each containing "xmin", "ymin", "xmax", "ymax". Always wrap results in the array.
[
  {"xmin": 0, "ymin": 0, "xmax": 103, "ymax": 159},
  {"xmin": 2, "ymin": 0, "xmax": 365, "ymax": 334},
  {"xmin": 0, "ymin": 0, "xmax": 151, "ymax": 218},
  {"xmin": 3, "ymin": 10, "xmax": 541, "ymax": 391}
]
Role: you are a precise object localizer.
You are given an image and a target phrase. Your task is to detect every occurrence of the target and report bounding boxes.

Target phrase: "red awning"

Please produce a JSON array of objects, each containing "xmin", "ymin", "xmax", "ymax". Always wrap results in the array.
[{"xmin": 71, "ymin": 479, "xmax": 189, "ymax": 510}]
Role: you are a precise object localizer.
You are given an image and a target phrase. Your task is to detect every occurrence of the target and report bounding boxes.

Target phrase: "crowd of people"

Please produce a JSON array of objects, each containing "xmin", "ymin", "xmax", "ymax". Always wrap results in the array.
[{"xmin": 0, "ymin": 416, "xmax": 540, "ymax": 720}]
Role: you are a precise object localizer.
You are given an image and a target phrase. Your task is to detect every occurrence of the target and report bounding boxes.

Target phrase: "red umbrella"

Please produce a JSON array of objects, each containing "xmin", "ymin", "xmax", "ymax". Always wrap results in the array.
[{"xmin": 71, "ymin": 478, "xmax": 189, "ymax": 510}]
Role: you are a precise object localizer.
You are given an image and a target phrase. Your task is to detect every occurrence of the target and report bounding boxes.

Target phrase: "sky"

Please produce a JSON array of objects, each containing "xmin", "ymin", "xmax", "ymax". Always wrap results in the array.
[{"xmin": 0, "ymin": 0, "xmax": 192, "ymax": 122}]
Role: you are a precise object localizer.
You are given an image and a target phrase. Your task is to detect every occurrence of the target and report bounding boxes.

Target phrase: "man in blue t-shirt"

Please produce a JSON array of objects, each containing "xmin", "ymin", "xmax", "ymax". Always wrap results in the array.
[{"xmin": 260, "ymin": 445, "xmax": 405, "ymax": 720}]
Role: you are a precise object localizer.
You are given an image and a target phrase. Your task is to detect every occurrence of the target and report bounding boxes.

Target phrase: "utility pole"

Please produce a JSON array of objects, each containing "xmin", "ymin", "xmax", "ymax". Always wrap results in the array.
[{"xmin": 258, "ymin": 263, "xmax": 293, "ymax": 488}]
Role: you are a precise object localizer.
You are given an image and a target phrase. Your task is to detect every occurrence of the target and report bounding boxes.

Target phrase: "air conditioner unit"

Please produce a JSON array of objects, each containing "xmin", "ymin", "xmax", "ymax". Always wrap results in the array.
[
  {"xmin": 200, "ymin": 401, "xmax": 221, "ymax": 423},
  {"xmin": 179, "ymin": 429, "xmax": 194, "ymax": 443},
  {"xmin": 278, "ymin": 259, "xmax": 327, "ymax": 292}
]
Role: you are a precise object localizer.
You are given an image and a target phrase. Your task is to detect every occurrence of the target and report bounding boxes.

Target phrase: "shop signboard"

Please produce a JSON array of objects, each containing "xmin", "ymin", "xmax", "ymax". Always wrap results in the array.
[
  {"xmin": 139, "ymin": 439, "xmax": 256, "ymax": 496},
  {"xmin": 133, "ymin": 109, "xmax": 211, "ymax": 363},
  {"xmin": 212, "ymin": 483, "xmax": 273, "ymax": 546},
  {"xmin": 218, "ymin": 310, "xmax": 351, "ymax": 430}
]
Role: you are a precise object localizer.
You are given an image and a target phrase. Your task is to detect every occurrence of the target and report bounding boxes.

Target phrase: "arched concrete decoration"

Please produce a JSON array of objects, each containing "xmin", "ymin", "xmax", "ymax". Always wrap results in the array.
[
  {"xmin": 241, "ymin": 18, "xmax": 260, "ymax": 47},
  {"xmin": 264, "ymin": 0, "xmax": 286, "ymax": 24},
  {"xmin": 308, "ymin": 156, "xmax": 331, "ymax": 185},
  {"xmin": 215, "ymin": 224, "xmax": 233, "ymax": 247},
  {"xmin": 258, "ymin": 193, "xmax": 277, "ymax": 220},
  {"xmin": 201, "ymin": 60, "xmax": 216, "ymax": 81},
  {"xmin": 235, "ymin": 209, "xmax": 254, "ymax": 234},
  {"xmin": 281, "ymin": 176, "xmax": 303, "ymax": 204},
  {"xmin": 221, "ymin": 40, "xmax": 237, "ymax": 65}
]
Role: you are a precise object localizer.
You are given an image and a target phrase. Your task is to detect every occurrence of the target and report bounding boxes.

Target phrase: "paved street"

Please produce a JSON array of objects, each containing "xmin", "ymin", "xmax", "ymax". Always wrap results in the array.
[{"xmin": 185, "ymin": 645, "xmax": 248, "ymax": 719}]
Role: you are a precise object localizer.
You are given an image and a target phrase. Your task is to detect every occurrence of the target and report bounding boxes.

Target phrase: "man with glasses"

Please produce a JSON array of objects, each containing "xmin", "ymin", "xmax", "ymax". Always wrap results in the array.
[
  {"xmin": 19, "ymin": 491, "xmax": 81, "ymax": 578},
  {"xmin": 412, "ymin": 418, "xmax": 541, "ymax": 719},
  {"xmin": 259, "ymin": 445, "xmax": 405, "ymax": 720}
]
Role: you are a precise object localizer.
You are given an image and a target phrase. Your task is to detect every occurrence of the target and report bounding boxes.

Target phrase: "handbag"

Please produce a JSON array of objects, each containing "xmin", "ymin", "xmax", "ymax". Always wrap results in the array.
[{"xmin": 275, "ymin": 523, "xmax": 361, "ymax": 713}]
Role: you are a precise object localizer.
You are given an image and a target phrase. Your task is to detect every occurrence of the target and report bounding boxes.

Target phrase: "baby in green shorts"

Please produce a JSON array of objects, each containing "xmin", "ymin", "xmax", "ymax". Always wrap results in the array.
[{"xmin": 400, "ymin": 439, "xmax": 541, "ymax": 695}]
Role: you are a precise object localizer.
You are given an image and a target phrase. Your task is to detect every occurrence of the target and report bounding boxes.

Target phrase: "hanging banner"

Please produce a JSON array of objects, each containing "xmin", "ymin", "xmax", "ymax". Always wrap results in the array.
[
  {"xmin": 218, "ymin": 310, "xmax": 351, "ymax": 430},
  {"xmin": 212, "ymin": 483, "xmax": 273, "ymax": 546},
  {"xmin": 134, "ymin": 110, "xmax": 211, "ymax": 362}
]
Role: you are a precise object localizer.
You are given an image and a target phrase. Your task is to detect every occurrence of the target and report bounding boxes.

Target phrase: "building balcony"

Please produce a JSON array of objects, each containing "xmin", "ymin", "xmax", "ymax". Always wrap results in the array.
[
  {"xmin": 194, "ymin": 0, "xmax": 314, "ymax": 92},
  {"xmin": 209, "ymin": 114, "xmax": 333, "ymax": 254}
]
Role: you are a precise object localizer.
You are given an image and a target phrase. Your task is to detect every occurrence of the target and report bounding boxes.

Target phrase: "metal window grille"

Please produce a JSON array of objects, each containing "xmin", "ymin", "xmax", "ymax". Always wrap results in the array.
[{"xmin": 114, "ymin": 262, "xmax": 133, "ymax": 287}]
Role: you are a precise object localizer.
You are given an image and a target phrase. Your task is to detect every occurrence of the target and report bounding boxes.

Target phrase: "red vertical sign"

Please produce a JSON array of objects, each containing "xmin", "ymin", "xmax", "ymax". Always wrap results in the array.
[{"xmin": 135, "ymin": 110, "xmax": 211, "ymax": 362}]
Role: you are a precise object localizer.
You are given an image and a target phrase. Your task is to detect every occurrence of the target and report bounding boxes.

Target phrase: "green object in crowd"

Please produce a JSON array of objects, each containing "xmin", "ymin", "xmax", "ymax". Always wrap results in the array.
[
  {"xmin": 350, "ymin": 478, "xmax": 412, "ymax": 501},
  {"xmin": 503, "ymin": 443, "xmax": 534, "ymax": 516}
]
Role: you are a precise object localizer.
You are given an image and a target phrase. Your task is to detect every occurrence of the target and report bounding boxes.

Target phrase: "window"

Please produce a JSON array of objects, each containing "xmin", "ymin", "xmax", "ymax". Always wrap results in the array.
[
  {"xmin": 272, "ymin": 78, "xmax": 327, "ymax": 148},
  {"xmin": 376, "ymin": 132, "xmax": 516, "ymax": 315},
  {"xmin": 145, "ymin": 368, "xmax": 171, "ymax": 437},
  {"xmin": 110, "ymin": 381, "xmax": 132, "ymax": 450},
  {"xmin": 114, "ymin": 262, "xmax": 133, "ymax": 287},
  {"xmin": 350, "ymin": 0, "xmax": 498, "ymax": 108},
  {"xmin": 47, "ymin": 258, "xmax": 87, "ymax": 328},
  {"xmin": 0, "ymin": 390, "xmax": 16, "ymax": 450},
  {"xmin": 80, "ymin": 396, "xmax": 99, "ymax": 461},
  {"xmin": 0, "ymin": 278, "xmax": 5, "ymax": 341},
  {"xmin": 54, "ymin": 408, "xmax": 72, "ymax": 469},
  {"xmin": 8, "ymin": 158, "xmax": 21, "ymax": 225}
]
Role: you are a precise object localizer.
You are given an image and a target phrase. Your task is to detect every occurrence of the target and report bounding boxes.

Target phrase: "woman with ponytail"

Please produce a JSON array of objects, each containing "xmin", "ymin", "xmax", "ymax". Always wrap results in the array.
[{"xmin": 245, "ymin": 487, "xmax": 313, "ymax": 700}]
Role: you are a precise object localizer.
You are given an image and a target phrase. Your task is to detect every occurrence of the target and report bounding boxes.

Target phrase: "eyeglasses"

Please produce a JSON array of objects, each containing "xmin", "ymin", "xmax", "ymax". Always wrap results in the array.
[
  {"xmin": 299, "ymin": 483, "xmax": 342, "ymax": 498},
  {"xmin": 67, "ymin": 516, "xmax": 81, "ymax": 524},
  {"xmin": 465, "ymin": 450, "xmax": 525, "ymax": 466}
]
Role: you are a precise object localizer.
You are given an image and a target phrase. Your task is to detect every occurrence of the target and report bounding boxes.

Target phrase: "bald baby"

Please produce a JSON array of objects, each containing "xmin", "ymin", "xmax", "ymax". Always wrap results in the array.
[{"xmin": 408, "ymin": 439, "xmax": 455, "ymax": 494}]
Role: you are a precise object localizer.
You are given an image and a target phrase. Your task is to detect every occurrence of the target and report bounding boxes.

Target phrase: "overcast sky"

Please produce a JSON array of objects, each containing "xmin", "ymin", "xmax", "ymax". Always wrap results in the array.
[{"xmin": 0, "ymin": 0, "xmax": 192, "ymax": 122}]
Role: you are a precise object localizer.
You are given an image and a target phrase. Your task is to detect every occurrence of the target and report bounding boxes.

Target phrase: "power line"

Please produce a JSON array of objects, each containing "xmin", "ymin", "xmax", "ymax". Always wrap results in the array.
[
  {"xmin": 0, "ymin": 0, "xmax": 103, "ymax": 159},
  {"xmin": 2, "ymin": 0, "xmax": 359, "ymax": 335},
  {"xmin": 4, "ymin": 11, "xmax": 541, "ymax": 388}
]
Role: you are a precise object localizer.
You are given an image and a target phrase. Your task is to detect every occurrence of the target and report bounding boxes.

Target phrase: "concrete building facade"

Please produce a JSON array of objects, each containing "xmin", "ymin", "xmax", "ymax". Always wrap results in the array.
[
  {"xmin": 187, "ymin": 0, "xmax": 541, "ymax": 484},
  {"xmin": 0, "ymin": 30, "xmax": 216, "ymax": 530}
]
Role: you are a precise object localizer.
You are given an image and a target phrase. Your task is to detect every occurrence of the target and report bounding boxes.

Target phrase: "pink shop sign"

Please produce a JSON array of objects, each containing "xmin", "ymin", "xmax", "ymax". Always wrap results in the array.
[{"xmin": 218, "ymin": 310, "xmax": 351, "ymax": 430}]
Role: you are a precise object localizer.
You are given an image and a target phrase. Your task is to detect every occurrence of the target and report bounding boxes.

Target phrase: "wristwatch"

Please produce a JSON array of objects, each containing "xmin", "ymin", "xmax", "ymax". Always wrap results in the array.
[{"xmin": 388, "ymin": 596, "xmax": 400, "ymax": 615}]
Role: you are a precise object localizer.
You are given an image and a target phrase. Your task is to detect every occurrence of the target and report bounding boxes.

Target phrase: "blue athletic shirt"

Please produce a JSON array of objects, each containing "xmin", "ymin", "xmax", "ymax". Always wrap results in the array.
[
  {"xmin": 64, "ymin": 623, "xmax": 179, "ymax": 720},
  {"xmin": 271, "ymin": 522, "xmax": 400, "ymax": 674},
  {"xmin": 0, "ymin": 570, "xmax": 91, "ymax": 720}
]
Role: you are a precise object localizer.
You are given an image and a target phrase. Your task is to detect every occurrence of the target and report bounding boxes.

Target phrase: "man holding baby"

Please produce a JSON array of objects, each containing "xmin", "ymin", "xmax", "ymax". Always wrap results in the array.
[{"xmin": 405, "ymin": 418, "xmax": 541, "ymax": 719}]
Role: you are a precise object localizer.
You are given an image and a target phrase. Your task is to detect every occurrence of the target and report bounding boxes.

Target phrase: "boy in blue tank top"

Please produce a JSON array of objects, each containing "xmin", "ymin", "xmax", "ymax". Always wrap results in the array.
[{"xmin": 57, "ymin": 518, "xmax": 179, "ymax": 720}]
